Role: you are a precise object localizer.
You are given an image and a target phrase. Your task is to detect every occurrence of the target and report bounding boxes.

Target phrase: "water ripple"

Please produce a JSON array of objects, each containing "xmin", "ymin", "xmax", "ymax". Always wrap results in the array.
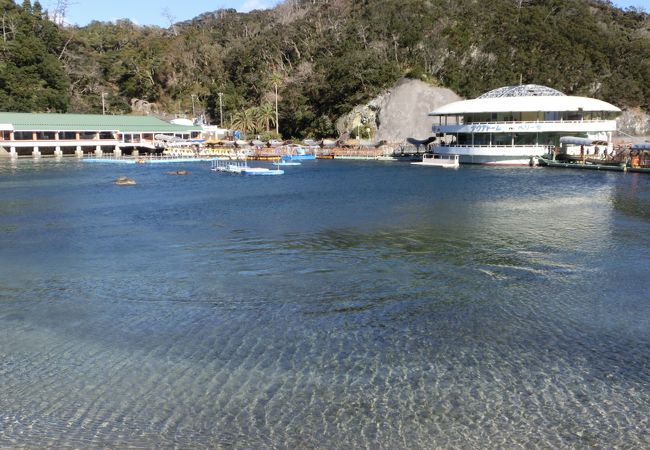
[{"xmin": 1, "ymin": 160, "xmax": 649, "ymax": 448}]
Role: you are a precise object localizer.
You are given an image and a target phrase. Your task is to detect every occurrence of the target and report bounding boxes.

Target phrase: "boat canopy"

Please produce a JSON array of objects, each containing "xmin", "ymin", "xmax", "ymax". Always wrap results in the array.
[{"xmin": 559, "ymin": 137, "xmax": 608, "ymax": 146}]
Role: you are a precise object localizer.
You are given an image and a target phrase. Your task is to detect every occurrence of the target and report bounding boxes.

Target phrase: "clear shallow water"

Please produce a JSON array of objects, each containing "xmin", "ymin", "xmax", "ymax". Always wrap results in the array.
[{"xmin": 1, "ymin": 158, "xmax": 649, "ymax": 448}]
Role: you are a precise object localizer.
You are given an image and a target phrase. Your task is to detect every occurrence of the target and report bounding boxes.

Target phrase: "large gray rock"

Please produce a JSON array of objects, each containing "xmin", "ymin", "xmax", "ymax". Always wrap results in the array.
[
  {"xmin": 336, "ymin": 78, "xmax": 461, "ymax": 144},
  {"xmin": 375, "ymin": 78, "xmax": 460, "ymax": 143},
  {"xmin": 617, "ymin": 107, "xmax": 650, "ymax": 137}
]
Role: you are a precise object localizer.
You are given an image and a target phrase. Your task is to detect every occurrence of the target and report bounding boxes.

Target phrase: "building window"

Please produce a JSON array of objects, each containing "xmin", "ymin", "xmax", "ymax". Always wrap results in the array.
[
  {"xmin": 468, "ymin": 133, "xmax": 491, "ymax": 146},
  {"xmin": 36, "ymin": 131, "xmax": 56, "ymax": 140},
  {"xmin": 60, "ymin": 132, "xmax": 76, "ymax": 140},
  {"xmin": 14, "ymin": 131, "xmax": 32, "ymax": 140},
  {"xmin": 79, "ymin": 131, "xmax": 96, "ymax": 140},
  {"xmin": 514, "ymin": 133, "xmax": 536, "ymax": 146},
  {"xmin": 493, "ymin": 133, "xmax": 513, "ymax": 146},
  {"xmin": 544, "ymin": 112, "xmax": 560, "ymax": 121}
]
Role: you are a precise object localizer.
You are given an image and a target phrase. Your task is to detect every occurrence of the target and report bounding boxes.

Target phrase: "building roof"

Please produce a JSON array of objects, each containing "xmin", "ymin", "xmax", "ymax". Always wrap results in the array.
[
  {"xmin": 430, "ymin": 85, "xmax": 621, "ymax": 116},
  {"xmin": 478, "ymin": 84, "xmax": 565, "ymax": 98},
  {"xmin": 0, "ymin": 112, "xmax": 202, "ymax": 132}
]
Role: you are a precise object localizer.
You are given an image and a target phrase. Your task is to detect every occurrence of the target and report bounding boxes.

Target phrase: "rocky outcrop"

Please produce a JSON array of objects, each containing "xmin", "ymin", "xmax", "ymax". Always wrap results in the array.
[
  {"xmin": 336, "ymin": 78, "xmax": 461, "ymax": 144},
  {"xmin": 130, "ymin": 98, "xmax": 160, "ymax": 115},
  {"xmin": 617, "ymin": 107, "xmax": 650, "ymax": 137},
  {"xmin": 115, "ymin": 176, "xmax": 136, "ymax": 185},
  {"xmin": 375, "ymin": 79, "xmax": 460, "ymax": 143},
  {"xmin": 335, "ymin": 104, "xmax": 379, "ymax": 141}
]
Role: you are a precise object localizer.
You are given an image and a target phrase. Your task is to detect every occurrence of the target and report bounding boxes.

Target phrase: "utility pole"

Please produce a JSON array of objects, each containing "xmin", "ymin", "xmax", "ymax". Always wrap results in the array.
[
  {"xmin": 191, "ymin": 94, "xmax": 196, "ymax": 118},
  {"xmin": 101, "ymin": 92, "xmax": 107, "ymax": 115},
  {"xmin": 217, "ymin": 92, "xmax": 223, "ymax": 128}
]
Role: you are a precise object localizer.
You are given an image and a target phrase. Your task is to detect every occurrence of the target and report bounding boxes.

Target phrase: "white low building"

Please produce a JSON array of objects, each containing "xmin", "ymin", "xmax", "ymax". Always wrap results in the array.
[{"xmin": 429, "ymin": 84, "xmax": 621, "ymax": 165}]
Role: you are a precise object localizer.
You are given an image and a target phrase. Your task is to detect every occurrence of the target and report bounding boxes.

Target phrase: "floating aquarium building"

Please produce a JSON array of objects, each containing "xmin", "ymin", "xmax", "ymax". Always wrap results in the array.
[
  {"xmin": 429, "ymin": 84, "xmax": 621, "ymax": 165},
  {"xmin": 0, "ymin": 112, "xmax": 203, "ymax": 158}
]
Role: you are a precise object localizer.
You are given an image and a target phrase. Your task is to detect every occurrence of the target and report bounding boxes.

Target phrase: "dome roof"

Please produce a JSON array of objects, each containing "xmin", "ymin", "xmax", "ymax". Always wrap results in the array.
[
  {"xmin": 429, "ymin": 85, "xmax": 621, "ymax": 116},
  {"xmin": 478, "ymin": 84, "xmax": 565, "ymax": 98}
]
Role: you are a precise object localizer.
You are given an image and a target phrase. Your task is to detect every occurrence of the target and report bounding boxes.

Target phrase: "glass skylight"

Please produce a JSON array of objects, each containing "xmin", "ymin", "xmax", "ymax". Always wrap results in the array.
[{"xmin": 478, "ymin": 84, "xmax": 565, "ymax": 98}]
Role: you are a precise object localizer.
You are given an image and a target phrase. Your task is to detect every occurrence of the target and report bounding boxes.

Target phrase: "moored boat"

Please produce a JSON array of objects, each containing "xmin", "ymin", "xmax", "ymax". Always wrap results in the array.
[
  {"xmin": 281, "ymin": 144, "xmax": 316, "ymax": 160},
  {"xmin": 411, "ymin": 153, "xmax": 459, "ymax": 168},
  {"xmin": 211, "ymin": 159, "xmax": 284, "ymax": 175}
]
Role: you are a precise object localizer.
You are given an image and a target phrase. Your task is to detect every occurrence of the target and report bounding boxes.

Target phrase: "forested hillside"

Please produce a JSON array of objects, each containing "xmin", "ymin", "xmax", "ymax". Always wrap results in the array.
[{"xmin": 1, "ymin": 0, "xmax": 649, "ymax": 138}]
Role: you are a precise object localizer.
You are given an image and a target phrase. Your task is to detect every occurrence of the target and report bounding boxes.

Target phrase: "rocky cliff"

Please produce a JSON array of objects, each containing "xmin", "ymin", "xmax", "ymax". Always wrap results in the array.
[
  {"xmin": 617, "ymin": 107, "xmax": 650, "ymax": 141},
  {"xmin": 336, "ymin": 78, "xmax": 460, "ymax": 144}
]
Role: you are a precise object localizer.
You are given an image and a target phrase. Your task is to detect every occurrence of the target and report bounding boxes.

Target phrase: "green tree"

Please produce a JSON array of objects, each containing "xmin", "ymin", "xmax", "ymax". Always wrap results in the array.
[
  {"xmin": 269, "ymin": 72, "xmax": 283, "ymax": 135},
  {"xmin": 230, "ymin": 107, "xmax": 257, "ymax": 137},
  {"xmin": 256, "ymin": 103, "xmax": 276, "ymax": 132},
  {"xmin": 0, "ymin": 0, "xmax": 69, "ymax": 111}
]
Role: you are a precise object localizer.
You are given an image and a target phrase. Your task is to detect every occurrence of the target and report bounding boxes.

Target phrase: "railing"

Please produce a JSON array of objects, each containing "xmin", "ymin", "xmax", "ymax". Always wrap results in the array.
[
  {"xmin": 435, "ymin": 119, "xmax": 614, "ymax": 126},
  {"xmin": 85, "ymin": 153, "xmax": 213, "ymax": 161},
  {"xmin": 434, "ymin": 144, "xmax": 552, "ymax": 149}
]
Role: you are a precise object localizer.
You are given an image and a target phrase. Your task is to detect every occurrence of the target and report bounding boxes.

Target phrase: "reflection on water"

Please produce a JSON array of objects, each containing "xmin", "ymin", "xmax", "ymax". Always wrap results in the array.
[{"xmin": 1, "ymin": 159, "xmax": 649, "ymax": 448}]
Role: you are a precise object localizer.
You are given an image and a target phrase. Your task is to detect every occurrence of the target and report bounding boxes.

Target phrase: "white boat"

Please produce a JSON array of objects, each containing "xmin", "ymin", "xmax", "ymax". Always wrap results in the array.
[
  {"xmin": 240, "ymin": 167, "xmax": 284, "ymax": 175},
  {"xmin": 274, "ymin": 160, "xmax": 301, "ymax": 166},
  {"xmin": 411, "ymin": 153, "xmax": 459, "ymax": 168},
  {"xmin": 428, "ymin": 84, "xmax": 621, "ymax": 166},
  {"xmin": 211, "ymin": 159, "xmax": 284, "ymax": 175}
]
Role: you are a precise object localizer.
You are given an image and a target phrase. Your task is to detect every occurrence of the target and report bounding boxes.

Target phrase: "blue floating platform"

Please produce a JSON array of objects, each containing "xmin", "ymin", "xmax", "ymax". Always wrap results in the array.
[{"xmin": 241, "ymin": 168, "xmax": 284, "ymax": 175}]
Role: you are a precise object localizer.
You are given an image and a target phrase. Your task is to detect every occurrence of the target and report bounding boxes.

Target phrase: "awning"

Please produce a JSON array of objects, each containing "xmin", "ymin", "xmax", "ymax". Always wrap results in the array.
[
  {"xmin": 559, "ymin": 137, "xmax": 608, "ymax": 146},
  {"xmin": 632, "ymin": 143, "xmax": 650, "ymax": 150}
]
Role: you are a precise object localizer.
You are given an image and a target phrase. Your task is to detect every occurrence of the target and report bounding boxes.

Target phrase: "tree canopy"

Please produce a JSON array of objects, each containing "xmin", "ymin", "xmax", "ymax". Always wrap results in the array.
[
  {"xmin": 1, "ymin": 0, "xmax": 649, "ymax": 137},
  {"xmin": 0, "ymin": 0, "xmax": 69, "ymax": 111}
]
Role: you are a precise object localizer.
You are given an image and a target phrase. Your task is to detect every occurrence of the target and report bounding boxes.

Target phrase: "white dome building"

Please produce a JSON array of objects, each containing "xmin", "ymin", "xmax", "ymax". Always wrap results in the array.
[{"xmin": 429, "ymin": 84, "xmax": 621, "ymax": 165}]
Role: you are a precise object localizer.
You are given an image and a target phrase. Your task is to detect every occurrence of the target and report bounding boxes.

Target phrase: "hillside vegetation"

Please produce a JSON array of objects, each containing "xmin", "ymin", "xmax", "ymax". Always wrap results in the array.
[{"xmin": 1, "ymin": 0, "xmax": 649, "ymax": 138}]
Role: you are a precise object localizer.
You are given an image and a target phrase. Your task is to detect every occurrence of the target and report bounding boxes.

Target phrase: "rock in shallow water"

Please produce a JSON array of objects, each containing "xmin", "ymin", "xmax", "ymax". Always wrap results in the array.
[{"xmin": 115, "ymin": 176, "xmax": 136, "ymax": 185}]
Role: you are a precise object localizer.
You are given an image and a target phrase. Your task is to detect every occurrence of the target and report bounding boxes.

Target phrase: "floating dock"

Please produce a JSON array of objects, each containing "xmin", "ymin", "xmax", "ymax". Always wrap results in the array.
[{"xmin": 539, "ymin": 158, "xmax": 650, "ymax": 174}]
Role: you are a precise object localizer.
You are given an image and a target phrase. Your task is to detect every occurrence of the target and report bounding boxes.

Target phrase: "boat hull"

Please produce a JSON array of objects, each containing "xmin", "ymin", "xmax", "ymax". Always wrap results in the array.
[
  {"xmin": 432, "ymin": 145, "xmax": 549, "ymax": 166},
  {"xmin": 285, "ymin": 154, "xmax": 316, "ymax": 161},
  {"xmin": 411, "ymin": 154, "xmax": 459, "ymax": 168},
  {"xmin": 411, "ymin": 161, "xmax": 458, "ymax": 168}
]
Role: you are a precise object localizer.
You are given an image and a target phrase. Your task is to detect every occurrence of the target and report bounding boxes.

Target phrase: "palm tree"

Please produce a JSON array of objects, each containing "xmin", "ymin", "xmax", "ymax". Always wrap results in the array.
[
  {"xmin": 230, "ymin": 108, "xmax": 257, "ymax": 138},
  {"xmin": 256, "ymin": 103, "xmax": 276, "ymax": 132},
  {"xmin": 269, "ymin": 72, "xmax": 283, "ymax": 136}
]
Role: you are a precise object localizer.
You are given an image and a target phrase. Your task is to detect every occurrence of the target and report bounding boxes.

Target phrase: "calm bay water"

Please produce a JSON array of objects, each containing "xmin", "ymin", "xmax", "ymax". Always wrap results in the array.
[{"xmin": 1, "ymin": 158, "xmax": 649, "ymax": 448}]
